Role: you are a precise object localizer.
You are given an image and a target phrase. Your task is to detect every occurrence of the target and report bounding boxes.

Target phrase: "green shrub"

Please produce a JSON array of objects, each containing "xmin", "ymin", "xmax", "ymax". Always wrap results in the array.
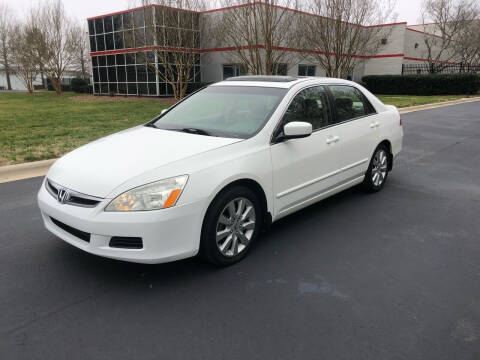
[
  {"xmin": 71, "ymin": 78, "xmax": 89, "ymax": 93},
  {"xmin": 47, "ymin": 83, "xmax": 71, "ymax": 92},
  {"xmin": 361, "ymin": 74, "xmax": 480, "ymax": 95}
]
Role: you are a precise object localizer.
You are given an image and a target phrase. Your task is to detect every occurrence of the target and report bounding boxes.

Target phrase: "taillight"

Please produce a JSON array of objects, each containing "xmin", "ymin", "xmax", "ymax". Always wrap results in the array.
[{"xmin": 399, "ymin": 117, "xmax": 402, "ymax": 126}]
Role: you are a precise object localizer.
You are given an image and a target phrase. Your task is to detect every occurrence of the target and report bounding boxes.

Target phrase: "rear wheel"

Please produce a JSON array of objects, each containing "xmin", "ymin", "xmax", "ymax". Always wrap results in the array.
[
  {"xmin": 363, "ymin": 145, "xmax": 390, "ymax": 192},
  {"xmin": 200, "ymin": 186, "xmax": 262, "ymax": 266}
]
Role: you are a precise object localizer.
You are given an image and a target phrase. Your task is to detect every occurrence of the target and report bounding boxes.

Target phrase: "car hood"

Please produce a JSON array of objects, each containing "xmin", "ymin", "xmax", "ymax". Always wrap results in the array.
[{"xmin": 47, "ymin": 126, "xmax": 242, "ymax": 198}]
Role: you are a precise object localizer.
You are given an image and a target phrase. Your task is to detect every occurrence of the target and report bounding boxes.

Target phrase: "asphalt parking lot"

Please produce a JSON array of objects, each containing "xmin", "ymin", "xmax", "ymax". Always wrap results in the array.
[{"xmin": 1, "ymin": 101, "xmax": 480, "ymax": 360}]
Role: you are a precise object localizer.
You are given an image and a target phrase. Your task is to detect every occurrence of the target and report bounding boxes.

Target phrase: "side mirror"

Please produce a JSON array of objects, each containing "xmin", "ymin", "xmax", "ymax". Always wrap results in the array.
[
  {"xmin": 280, "ymin": 121, "xmax": 312, "ymax": 141},
  {"xmin": 161, "ymin": 108, "xmax": 168, "ymax": 115}
]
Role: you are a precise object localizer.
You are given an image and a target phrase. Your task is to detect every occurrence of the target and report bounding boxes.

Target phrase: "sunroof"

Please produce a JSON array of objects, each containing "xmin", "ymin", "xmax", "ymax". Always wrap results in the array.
[{"xmin": 225, "ymin": 76, "xmax": 299, "ymax": 83}]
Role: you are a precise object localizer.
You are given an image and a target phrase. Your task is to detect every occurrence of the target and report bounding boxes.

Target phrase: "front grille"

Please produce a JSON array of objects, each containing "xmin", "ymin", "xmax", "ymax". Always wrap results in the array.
[
  {"xmin": 109, "ymin": 236, "xmax": 143, "ymax": 249},
  {"xmin": 50, "ymin": 217, "xmax": 91, "ymax": 243},
  {"xmin": 46, "ymin": 179, "xmax": 103, "ymax": 208}
]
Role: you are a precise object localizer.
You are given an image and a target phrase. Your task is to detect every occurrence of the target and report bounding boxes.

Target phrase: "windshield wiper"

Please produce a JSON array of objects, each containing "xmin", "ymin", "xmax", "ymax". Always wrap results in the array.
[
  {"xmin": 178, "ymin": 128, "xmax": 215, "ymax": 137},
  {"xmin": 144, "ymin": 122, "xmax": 158, "ymax": 128}
]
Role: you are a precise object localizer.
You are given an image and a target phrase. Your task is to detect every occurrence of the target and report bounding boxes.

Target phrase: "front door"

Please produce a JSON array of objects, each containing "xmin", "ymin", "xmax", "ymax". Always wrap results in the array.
[{"xmin": 270, "ymin": 85, "xmax": 343, "ymax": 219}]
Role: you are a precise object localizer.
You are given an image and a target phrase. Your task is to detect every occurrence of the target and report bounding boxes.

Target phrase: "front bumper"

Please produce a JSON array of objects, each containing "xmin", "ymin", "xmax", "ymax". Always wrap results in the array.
[{"xmin": 37, "ymin": 179, "xmax": 206, "ymax": 264}]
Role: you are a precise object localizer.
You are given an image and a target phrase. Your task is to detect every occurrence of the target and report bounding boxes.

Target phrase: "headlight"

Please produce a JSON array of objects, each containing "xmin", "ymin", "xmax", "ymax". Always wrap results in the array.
[{"xmin": 105, "ymin": 175, "xmax": 188, "ymax": 212}]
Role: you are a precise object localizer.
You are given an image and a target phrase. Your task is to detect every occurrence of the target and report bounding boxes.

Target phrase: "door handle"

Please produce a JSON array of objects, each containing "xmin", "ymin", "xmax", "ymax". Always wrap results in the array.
[
  {"xmin": 370, "ymin": 122, "xmax": 379, "ymax": 129},
  {"xmin": 326, "ymin": 136, "xmax": 340, "ymax": 144}
]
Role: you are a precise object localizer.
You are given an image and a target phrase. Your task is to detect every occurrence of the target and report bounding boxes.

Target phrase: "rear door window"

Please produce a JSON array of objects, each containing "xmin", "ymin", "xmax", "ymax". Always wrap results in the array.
[{"xmin": 328, "ymin": 85, "xmax": 375, "ymax": 123}]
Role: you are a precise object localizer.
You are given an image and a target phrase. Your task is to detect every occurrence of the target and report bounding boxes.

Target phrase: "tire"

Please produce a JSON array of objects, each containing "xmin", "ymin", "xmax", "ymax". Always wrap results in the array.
[
  {"xmin": 200, "ymin": 186, "xmax": 263, "ymax": 266},
  {"xmin": 363, "ymin": 144, "xmax": 390, "ymax": 193}
]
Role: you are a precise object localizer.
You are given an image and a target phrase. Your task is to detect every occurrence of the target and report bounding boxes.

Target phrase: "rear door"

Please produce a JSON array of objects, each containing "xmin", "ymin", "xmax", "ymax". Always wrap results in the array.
[
  {"xmin": 270, "ymin": 85, "xmax": 343, "ymax": 218},
  {"xmin": 327, "ymin": 85, "xmax": 380, "ymax": 181}
]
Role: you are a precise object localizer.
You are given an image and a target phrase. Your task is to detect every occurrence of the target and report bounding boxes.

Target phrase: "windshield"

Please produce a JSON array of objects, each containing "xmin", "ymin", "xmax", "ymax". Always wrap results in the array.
[{"xmin": 151, "ymin": 86, "xmax": 287, "ymax": 138}]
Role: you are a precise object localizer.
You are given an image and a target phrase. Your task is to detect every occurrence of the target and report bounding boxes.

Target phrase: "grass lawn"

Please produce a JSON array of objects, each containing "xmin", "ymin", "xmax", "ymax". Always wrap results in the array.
[
  {"xmin": 0, "ymin": 91, "xmax": 477, "ymax": 166},
  {"xmin": 0, "ymin": 92, "xmax": 171, "ymax": 166},
  {"xmin": 377, "ymin": 94, "xmax": 472, "ymax": 108}
]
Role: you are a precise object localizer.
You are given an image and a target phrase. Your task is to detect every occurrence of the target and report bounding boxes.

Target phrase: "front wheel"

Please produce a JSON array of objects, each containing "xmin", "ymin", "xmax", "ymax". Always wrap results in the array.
[
  {"xmin": 363, "ymin": 145, "xmax": 390, "ymax": 192},
  {"xmin": 200, "ymin": 186, "xmax": 262, "ymax": 266}
]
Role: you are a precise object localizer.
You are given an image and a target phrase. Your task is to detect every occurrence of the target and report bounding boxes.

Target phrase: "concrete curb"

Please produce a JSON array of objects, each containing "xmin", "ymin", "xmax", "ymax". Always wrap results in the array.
[
  {"xmin": 1, "ymin": 96, "xmax": 479, "ymax": 184},
  {"xmin": 398, "ymin": 97, "xmax": 480, "ymax": 114},
  {"xmin": 0, "ymin": 159, "xmax": 57, "ymax": 184}
]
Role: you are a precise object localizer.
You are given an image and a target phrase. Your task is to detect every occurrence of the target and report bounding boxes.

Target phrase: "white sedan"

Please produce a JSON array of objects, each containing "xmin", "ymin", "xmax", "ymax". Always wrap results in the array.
[{"xmin": 37, "ymin": 76, "xmax": 403, "ymax": 265}]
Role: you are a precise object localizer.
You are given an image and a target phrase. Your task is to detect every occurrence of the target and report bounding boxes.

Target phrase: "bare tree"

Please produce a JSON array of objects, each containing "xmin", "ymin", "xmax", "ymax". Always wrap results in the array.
[
  {"xmin": 211, "ymin": 0, "xmax": 304, "ymax": 75},
  {"xmin": 420, "ymin": 0, "xmax": 479, "ymax": 73},
  {"xmin": 455, "ymin": 19, "xmax": 480, "ymax": 71},
  {"xmin": 71, "ymin": 23, "xmax": 90, "ymax": 80},
  {"xmin": 300, "ymin": 0, "xmax": 397, "ymax": 78},
  {"xmin": 128, "ymin": 0, "xmax": 207, "ymax": 100},
  {"xmin": 36, "ymin": 0, "xmax": 81, "ymax": 95},
  {"xmin": 9, "ymin": 24, "xmax": 39, "ymax": 93},
  {"xmin": 0, "ymin": 2, "xmax": 14, "ymax": 90}
]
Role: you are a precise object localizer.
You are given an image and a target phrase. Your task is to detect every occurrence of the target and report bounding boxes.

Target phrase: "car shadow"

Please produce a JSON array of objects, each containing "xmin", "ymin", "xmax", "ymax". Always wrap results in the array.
[{"xmin": 48, "ymin": 184, "xmax": 373, "ymax": 288}]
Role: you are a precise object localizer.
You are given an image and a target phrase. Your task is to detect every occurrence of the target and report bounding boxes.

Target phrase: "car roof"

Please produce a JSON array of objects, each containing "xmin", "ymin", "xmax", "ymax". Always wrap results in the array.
[{"xmin": 212, "ymin": 76, "xmax": 354, "ymax": 89}]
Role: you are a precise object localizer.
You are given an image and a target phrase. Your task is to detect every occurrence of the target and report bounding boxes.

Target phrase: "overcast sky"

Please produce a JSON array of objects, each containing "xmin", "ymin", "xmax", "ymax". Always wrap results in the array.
[{"xmin": 4, "ymin": 0, "xmax": 425, "ymax": 25}]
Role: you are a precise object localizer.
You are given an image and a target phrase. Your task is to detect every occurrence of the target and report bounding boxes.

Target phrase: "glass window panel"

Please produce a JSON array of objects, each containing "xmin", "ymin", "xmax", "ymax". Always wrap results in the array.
[
  {"xmin": 105, "ymin": 33, "xmax": 114, "ymax": 50},
  {"xmin": 164, "ymin": 9, "xmax": 178, "ymax": 28},
  {"xmin": 108, "ymin": 67, "xmax": 117, "ymax": 82},
  {"xmin": 195, "ymin": 66, "xmax": 201, "ymax": 83},
  {"xmin": 98, "ymin": 55, "xmax": 107, "ymax": 66},
  {"xmin": 117, "ymin": 66, "xmax": 126, "ymax": 82},
  {"xmin": 96, "ymin": 34, "xmax": 105, "ymax": 51},
  {"xmin": 124, "ymin": 29, "xmax": 134, "ymax": 48},
  {"xmin": 126, "ymin": 53, "xmax": 135, "ymax": 65},
  {"xmin": 166, "ymin": 83, "xmax": 173, "ymax": 95},
  {"xmin": 113, "ymin": 14, "xmax": 123, "ymax": 31},
  {"xmin": 146, "ymin": 51, "xmax": 155, "ymax": 63},
  {"xmin": 88, "ymin": 19, "xmax": 95, "ymax": 35},
  {"xmin": 123, "ymin": 12, "xmax": 133, "ymax": 29},
  {"xmin": 108, "ymin": 83, "xmax": 118, "ymax": 94},
  {"xmin": 128, "ymin": 83, "xmax": 137, "ymax": 94},
  {"xmin": 95, "ymin": 18, "xmax": 104, "ymax": 34},
  {"xmin": 118, "ymin": 83, "xmax": 127, "ymax": 94},
  {"xmin": 223, "ymin": 65, "xmax": 234, "ymax": 80},
  {"xmin": 195, "ymin": 54, "xmax": 200, "ymax": 65},
  {"xmin": 134, "ymin": 9, "xmax": 145, "ymax": 28},
  {"xmin": 116, "ymin": 54, "xmax": 125, "ymax": 65},
  {"xmin": 179, "ymin": 12, "xmax": 192, "ymax": 29},
  {"xmin": 148, "ymin": 83, "xmax": 157, "ymax": 95},
  {"xmin": 114, "ymin": 31, "xmax": 124, "ymax": 49},
  {"xmin": 145, "ymin": 26, "xmax": 154, "ymax": 46},
  {"xmin": 138, "ymin": 83, "xmax": 148, "ymax": 94},
  {"xmin": 147, "ymin": 69, "xmax": 156, "ymax": 82},
  {"xmin": 155, "ymin": 9, "xmax": 164, "ymax": 26},
  {"xmin": 155, "ymin": 27, "xmax": 165, "ymax": 46},
  {"xmin": 89, "ymin": 36, "xmax": 97, "ymax": 52},
  {"xmin": 193, "ymin": 14, "xmax": 200, "ymax": 30},
  {"xmin": 136, "ymin": 52, "xmax": 146, "ymax": 64},
  {"xmin": 126, "ymin": 65, "xmax": 136, "ymax": 82},
  {"xmin": 99, "ymin": 67, "xmax": 108, "ymax": 82},
  {"xmin": 283, "ymin": 86, "xmax": 332, "ymax": 130},
  {"xmin": 93, "ymin": 68, "xmax": 99, "ymax": 82},
  {"xmin": 104, "ymin": 16, "xmax": 113, "ymax": 33},
  {"xmin": 135, "ymin": 28, "xmax": 145, "ymax": 47},
  {"xmin": 193, "ymin": 32, "xmax": 200, "ymax": 49},
  {"xmin": 136, "ymin": 65, "xmax": 147, "ymax": 82},
  {"xmin": 165, "ymin": 28, "xmax": 178, "ymax": 47},
  {"xmin": 100, "ymin": 83, "xmax": 108, "ymax": 93},
  {"xmin": 92, "ymin": 56, "xmax": 98, "ymax": 67},
  {"xmin": 94, "ymin": 83, "xmax": 100, "ymax": 94},
  {"xmin": 159, "ymin": 83, "xmax": 167, "ymax": 95},
  {"xmin": 144, "ymin": 7, "xmax": 154, "ymax": 26},
  {"xmin": 106, "ymin": 54, "xmax": 115, "ymax": 66},
  {"xmin": 273, "ymin": 63, "xmax": 288, "ymax": 76}
]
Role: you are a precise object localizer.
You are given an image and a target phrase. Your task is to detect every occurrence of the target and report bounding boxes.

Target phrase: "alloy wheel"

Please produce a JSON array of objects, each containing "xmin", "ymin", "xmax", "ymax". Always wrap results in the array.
[
  {"xmin": 215, "ymin": 197, "xmax": 256, "ymax": 257},
  {"xmin": 371, "ymin": 149, "xmax": 388, "ymax": 187}
]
